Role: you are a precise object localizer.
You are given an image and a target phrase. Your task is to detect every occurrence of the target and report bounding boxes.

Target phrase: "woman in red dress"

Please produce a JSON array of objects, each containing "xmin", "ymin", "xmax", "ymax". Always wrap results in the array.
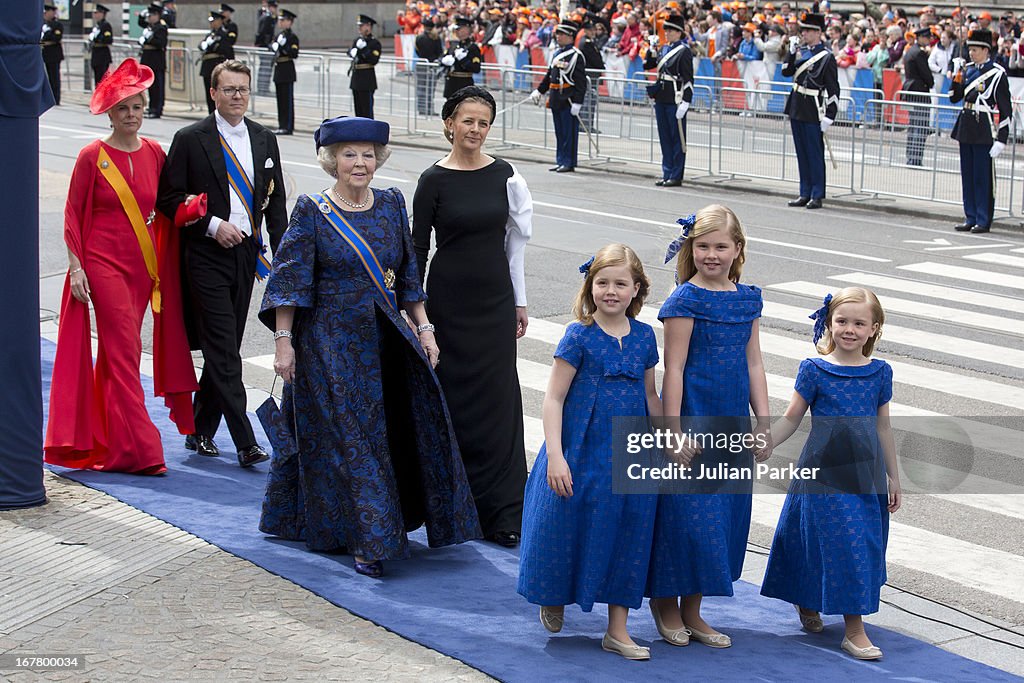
[{"xmin": 45, "ymin": 59, "xmax": 197, "ymax": 475}]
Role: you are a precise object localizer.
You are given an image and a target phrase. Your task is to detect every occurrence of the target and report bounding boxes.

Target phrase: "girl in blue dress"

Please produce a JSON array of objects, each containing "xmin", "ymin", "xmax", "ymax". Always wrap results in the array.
[
  {"xmin": 647, "ymin": 204, "xmax": 771, "ymax": 649},
  {"xmin": 761, "ymin": 287, "xmax": 901, "ymax": 661},
  {"xmin": 518, "ymin": 244, "xmax": 662, "ymax": 661}
]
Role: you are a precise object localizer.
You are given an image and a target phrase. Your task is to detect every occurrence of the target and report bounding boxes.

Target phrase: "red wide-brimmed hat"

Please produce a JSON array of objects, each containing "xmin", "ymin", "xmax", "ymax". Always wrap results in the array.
[{"xmin": 89, "ymin": 59, "xmax": 155, "ymax": 114}]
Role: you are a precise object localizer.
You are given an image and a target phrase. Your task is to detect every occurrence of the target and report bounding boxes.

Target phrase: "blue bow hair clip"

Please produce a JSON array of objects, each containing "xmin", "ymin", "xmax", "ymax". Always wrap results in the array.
[
  {"xmin": 664, "ymin": 214, "xmax": 696, "ymax": 264},
  {"xmin": 579, "ymin": 255, "xmax": 595, "ymax": 277},
  {"xmin": 809, "ymin": 293, "xmax": 833, "ymax": 344}
]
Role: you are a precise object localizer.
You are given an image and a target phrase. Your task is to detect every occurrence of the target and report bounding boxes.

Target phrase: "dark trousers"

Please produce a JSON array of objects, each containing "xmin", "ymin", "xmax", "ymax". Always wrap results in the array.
[
  {"xmin": 257, "ymin": 54, "xmax": 273, "ymax": 94},
  {"xmin": 276, "ymin": 81, "xmax": 294, "ymax": 131},
  {"xmin": 203, "ymin": 74, "xmax": 216, "ymax": 114},
  {"xmin": 148, "ymin": 67, "xmax": 165, "ymax": 116},
  {"xmin": 655, "ymin": 102, "xmax": 687, "ymax": 181},
  {"xmin": 905, "ymin": 92, "xmax": 930, "ymax": 166},
  {"xmin": 415, "ymin": 63, "xmax": 438, "ymax": 115},
  {"xmin": 92, "ymin": 55, "xmax": 111, "ymax": 87},
  {"xmin": 45, "ymin": 61, "xmax": 61, "ymax": 105},
  {"xmin": 552, "ymin": 105, "xmax": 578, "ymax": 169},
  {"xmin": 185, "ymin": 237, "xmax": 259, "ymax": 449},
  {"xmin": 791, "ymin": 118, "xmax": 826, "ymax": 199},
  {"xmin": 959, "ymin": 142, "xmax": 995, "ymax": 229},
  {"xmin": 353, "ymin": 89, "xmax": 374, "ymax": 119}
]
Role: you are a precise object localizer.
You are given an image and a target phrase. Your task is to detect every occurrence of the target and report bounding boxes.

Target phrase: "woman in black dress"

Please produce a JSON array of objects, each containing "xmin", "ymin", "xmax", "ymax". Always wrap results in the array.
[{"xmin": 413, "ymin": 86, "xmax": 533, "ymax": 547}]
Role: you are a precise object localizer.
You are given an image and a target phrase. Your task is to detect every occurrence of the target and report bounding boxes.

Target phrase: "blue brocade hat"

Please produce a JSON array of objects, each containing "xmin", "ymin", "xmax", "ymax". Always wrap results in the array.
[{"xmin": 314, "ymin": 116, "xmax": 390, "ymax": 151}]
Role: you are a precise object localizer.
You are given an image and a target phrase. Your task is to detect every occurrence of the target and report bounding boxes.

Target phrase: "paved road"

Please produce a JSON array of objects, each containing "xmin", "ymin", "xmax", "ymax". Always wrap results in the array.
[{"xmin": 22, "ymin": 103, "xmax": 1024, "ymax": 678}]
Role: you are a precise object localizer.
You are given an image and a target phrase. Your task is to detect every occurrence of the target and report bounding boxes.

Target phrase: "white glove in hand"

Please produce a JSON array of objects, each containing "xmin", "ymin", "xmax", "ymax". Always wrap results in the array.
[
  {"xmin": 271, "ymin": 41, "xmax": 280, "ymax": 52},
  {"xmin": 454, "ymin": 47, "xmax": 468, "ymax": 60},
  {"xmin": 951, "ymin": 57, "xmax": 966, "ymax": 72},
  {"xmin": 349, "ymin": 47, "xmax": 358, "ymax": 58},
  {"xmin": 356, "ymin": 38, "xmax": 366, "ymax": 49},
  {"xmin": 441, "ymin": 54, "xmax": 456, "ymax": 66},
  {"xmin": 89, "ymin": 27, "xmax": 100, "ymax": 41},
  {"xmin": 789, "ymin": 36, "xmax": 800, "ymax": 53},
  {"xmin": 138, "ymin": 34, "xmax": 146, "ymax": 46},
  {"xmin": 530, "ymin": 89, "xmax": 542, "ymax": 104},
  {"xmin": 820, "ymin": 116, "xmax": 834, "ymax": 132},
  {"xmin": 570, "ymin": 102, "xmax": 582, "ymax": 116},
  {"xmin": 277, "ymin": 33, "xmax": 286, "ymax": 45},
  {"xmin": 200, "ymin": 38, "xmax": 210, "ymax": 50},
  {"xmin": 990, "ymin": 141, "xmax": 1006, "ymax": 158},
  {"xmin": 676, "ymin": 101, "xmax": 689, "ymax": 118},
  {"xmin": 143, "ymin": 27, "xmax": 153, "ymax": 40}
]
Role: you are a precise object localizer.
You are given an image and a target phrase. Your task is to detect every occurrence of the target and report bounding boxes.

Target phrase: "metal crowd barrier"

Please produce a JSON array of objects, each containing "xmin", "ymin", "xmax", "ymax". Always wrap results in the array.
[{"xmin": 50, "ymin": 41, "xmax": 1024, "ymax": 217}]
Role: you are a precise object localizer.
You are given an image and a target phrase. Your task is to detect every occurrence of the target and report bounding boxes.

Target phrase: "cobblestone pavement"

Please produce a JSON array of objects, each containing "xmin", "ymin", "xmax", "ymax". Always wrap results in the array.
[{"xmin": 0, "ymin": 472, "xmax": 492, "ymax": 682}]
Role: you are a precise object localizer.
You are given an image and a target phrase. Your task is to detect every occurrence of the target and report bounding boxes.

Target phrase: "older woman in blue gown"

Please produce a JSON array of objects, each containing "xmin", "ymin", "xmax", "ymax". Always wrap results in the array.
[{"xmin": 258, "ymin": 117, "xmax": 481, "ymax": 578}]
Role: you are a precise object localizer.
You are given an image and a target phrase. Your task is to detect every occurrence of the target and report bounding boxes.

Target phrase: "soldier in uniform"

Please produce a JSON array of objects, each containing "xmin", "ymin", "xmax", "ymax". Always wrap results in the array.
[
  {"xmin": 530, "ymin": 19, "xmax": 587, "ymax": 173},
  {"xmin": 200, "ymin": 10, "xmax": 231, "ymax": 113},
  {"xmin": 781, "ymin": 11, "xmax": 839, "ymax": 209},
  {"xmin": 139, "ymin": 3, "xmax": 168, "ymax": 118},
  {"xmin": 89, "ymin": 4, "xmax": 114, "ymax": 86},
  {"xmin": 415, "ymin": 18, "xmax": 443, "ymax": 116},
  {"xmin": 271, "ymin": 8, "xmax": 299, "ymax": 135},
  {"xmin": 950, "ymin": 28, "xmax": 1011, "ymax": 234},
  {"xmin": 220, "ymin": 3, "xmax": 238, "ymax": 60},
  {"xmin": 579, "ymin": 16, "xmax": 605, "ymax": 134},
  {"xmin": 254, "ymin": 0, "xmax": 278, "ymax": 95},
  {"xmin": 41, "ymin": 4, "xmax": 64, "ymax": 105},
  {"xmin": 161, "ymin": 0, "xmax": 177, "ymax": 28},
  {"xmin": 348, "ymin": 15, "xmax": 382, "ymax": 119},
  {"xmin": 644, "ymin": 13, "xmax": 693, "ymax": 187},
  {"xmin": 441, "ymin": 16, "xmax": 481, "ymax": 98},
  {"xmin": 903, "ymin": 26, "xmax": 934, "ymax": 166}
]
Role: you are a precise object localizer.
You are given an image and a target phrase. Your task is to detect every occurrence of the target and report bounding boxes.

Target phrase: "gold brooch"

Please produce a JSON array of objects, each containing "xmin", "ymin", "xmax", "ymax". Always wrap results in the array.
[{"xmin": 384, "ymin": 268, "xmax": 395, "ymax": 289}]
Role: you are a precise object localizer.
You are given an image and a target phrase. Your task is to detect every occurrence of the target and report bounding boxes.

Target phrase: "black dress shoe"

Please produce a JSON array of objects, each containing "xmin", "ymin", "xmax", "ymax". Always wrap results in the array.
[
  {"xmin": 185, "ymin": 434, "xmax": 220, "ymax": 457},
  {"xmin": 971, "ymin": 224, "xmax": 991, "ymax": 233},
  {"xmin": 237, "ymin": 444, "xmax": 270, "ymax": 468},
  {"xmin": 953, "ymin": 222, "xmax": 974, "ymax": 232},
  {"xmin": 488, "ymin": 531, "xmax": 521, "ymax": 548},
  {"xmin": 143, "ymin": 112, "xmax": 160, "ymax": 119},
  {"xmin": 555, "ymin": 166, "xmax": 575, "ymax": 173},
  {"xmin": 354, "ymin": 559, "xmax": 384, "ymax": 578},
  {"xmin": 549, "ymin": 166, "xmax": 561, "ymax": 171},
  {"xmin": 788, "ymin": 196, "xmax": 810, "ymax": 207},
  {"xmin": 273, "ymin": 129, "xmax": 293, "ymax": 136},
  {"xmin": 655, "ymin": 179, "xmax": 667, "ymax": 186},
  {"xmin": 661, "ymin": 178, "xmax": 682, "ymax": 187},
  {"xmin": 805, "ymin": 198, "xmax": 823, "ymax": 209}
]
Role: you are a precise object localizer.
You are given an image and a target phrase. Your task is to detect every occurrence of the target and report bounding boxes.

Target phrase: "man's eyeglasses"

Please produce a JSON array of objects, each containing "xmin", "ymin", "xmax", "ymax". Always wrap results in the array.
[{"xmin": 218, "ymin": 87, "xmax": 251, "ymax": 97}]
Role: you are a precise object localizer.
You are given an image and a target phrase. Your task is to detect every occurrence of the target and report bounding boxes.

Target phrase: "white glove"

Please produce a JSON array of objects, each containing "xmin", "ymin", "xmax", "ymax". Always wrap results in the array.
[
  {"xmin": 454, "ymin": 47, "xmax": 468, "ymax": 61},
  {"xmin": 349, "ymin": 47, "xmax": 358, "ymax": 58},
  {"xmin": 89, "ymin": 27, "xmax": 100, "ymax": 41},
  {"xmin": 820, "ymin": 117, "xmax": 834, "ymax": 132},
  {"xmin": 676, "ymin": 101, "xmax": 689, "ymax": 118},
  {"xmin": 441, "ymin": 54, "xmax": 456, "ymax": 67},
  {"xmin": 530, "ymin": 89, "xmax": 542, "ymax": 104},
  {"xmin": 951, "ymin": 57, "xmax": 966, "ymax": 72},
  {"xmin": 990, "ymin": 141, "xmax": 1006, "ymax": 158},
  {"xmin": 199, "ymin": 38, "xmax": 210, "ymax": 50},
  {"xmin": 789, "ymin": 36, "xmax": 800, "ymax": 53},
  {"xmin": 570, "ymin": 102, "xmax": 582, "ymax": 116},
  {"xmin": 142, "ymin": 27, "xmax": 153, "ymax": 40},
  {"xmin": 276, "ymin": 33, "xmax": 286, "ymax": 45},
  {"xmin": 649, "ymin": 33, "xmax": 659, "ymax": 47},
  {"xmin": 138, "ymin": 34, "xmax": 146, "ymax": 46},
  {"xmin": 356, "ymin": 38, "xmax": 366, "ymax": 49},
  {"xmin": 270, "ymin": 41, "xmax": 280, "ymax": 52}
]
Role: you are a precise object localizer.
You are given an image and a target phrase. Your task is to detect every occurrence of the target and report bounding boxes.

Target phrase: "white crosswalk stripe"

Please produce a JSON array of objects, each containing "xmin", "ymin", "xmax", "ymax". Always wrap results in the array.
[
  {"xmin": 962, "ymin": 252, "xmax": 1024, "ymax": 269},
  {"xmin": 898, "ymin": 261, "xmax": 1024, "ymax": 290}
]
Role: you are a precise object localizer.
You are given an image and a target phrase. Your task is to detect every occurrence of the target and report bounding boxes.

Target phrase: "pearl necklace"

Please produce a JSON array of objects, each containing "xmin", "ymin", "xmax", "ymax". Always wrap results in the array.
[{"xmin": 332, "ymin": 185, "xmax": 370, "ymax": 209}]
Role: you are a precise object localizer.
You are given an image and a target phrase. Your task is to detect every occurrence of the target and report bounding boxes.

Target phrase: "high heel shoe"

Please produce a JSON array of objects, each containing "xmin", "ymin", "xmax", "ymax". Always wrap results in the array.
[
  {"xmin": 685, "ymin": 624, "xmax": 732, "ymax": 648},
  {"xmin": 649, "ymin": 603, "xmax": 690, "ymax": 646},
  {"xmin": 841, "ymin": 636, "xmax": 882, "ymax": 660},
  {"xmin": 601, "ymin": 633, "xmax": 651, "ymax": 661},
  {"xmin": 796, "ymin": 605, "xmax": 824, "ymax": 633},
  {"xmin": 353, "ymin": 559, "xmax": 383, "ymax": 578},
  {"xmin": 539, "ymin": 606, "xmax": 564, "ymax": 633}
]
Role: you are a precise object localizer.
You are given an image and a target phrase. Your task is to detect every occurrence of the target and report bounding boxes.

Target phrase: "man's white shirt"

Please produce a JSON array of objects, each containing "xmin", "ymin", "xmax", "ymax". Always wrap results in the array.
[{"xmin": 208, "ymin": 110, "xmax": 255, "ymax": 238}]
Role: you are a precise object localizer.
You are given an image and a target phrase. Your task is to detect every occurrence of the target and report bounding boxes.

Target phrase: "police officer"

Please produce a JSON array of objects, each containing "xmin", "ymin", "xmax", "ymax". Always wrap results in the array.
[
  {"xmin": 272, "ymin": 8, "xmax": 299, "ymax": 135},
  {"xmin": 89, "ymin": 4, "xmax": 114, "ymax": 86},
  {"xmin": 903, "ymin": 26, "xmax": 934, "ymax": 166},
  {"xmin": 441, "ymin": 17, "xmax": 481, "ymax": 98},
  {"xmin": 255, "ymin": 0, "xmax": 278, "ymax": 95},
  {"xmin": 139, "ymin": 3, "xmax": 168, "ymax": 118},
  {"xmin": 41, "ymin": 4, "xmax": 64, "ymax": 105},
  {"xmin": 950, "ymin": 28, "xmax": 1011, "ymax": 234},
  {"xmin": 415, "ymin": 18, "xmax": 443, "ymax": 116},
  {"xmin": 644, "ymin": 13, "xmax": 693, "ymax": 187},
  {"xmin": 349, "ymin": 15, "xmax": 382, "ymax": 119},
  {"xmin": 579, "ymin": 16, "xmax": 605, "ymax": 134},
  {"xmin": 161, "ymin": 0, "xmax": 177, "ymax": 28},
  {"xmin": 200, "ymin": 10, "xmax": 231, "ymax": 113},
  {"xmin": 220, "ymin": 4, "xmax": 238, "ymax": 60},
  {"xmin": 781, "ymin": 11, "xmax": 839, "ymax": 209},
  {"xmin": 530, "ymin": 19, "xmax": 587, "ymax": 173}
]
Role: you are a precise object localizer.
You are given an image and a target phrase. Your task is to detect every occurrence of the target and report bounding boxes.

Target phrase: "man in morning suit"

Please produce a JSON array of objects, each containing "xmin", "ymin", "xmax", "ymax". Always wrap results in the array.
[
  {"xmin": 903, "ymin": 26, "xmax": 935, "ymax": 166},
  {"xmin": 349, "ymin": 14, "xmax": 382, "ymax": 119},
  {"xmin": 530, "ymin": 19, "xmax": 588, "ymax": 173},
  {"xmin": 89, "ymin": 4, "xmax": 114, "ymax": 86},
  {"xmin": 156, "ymin": 60, "xmax": 288, "ymax": 468}
]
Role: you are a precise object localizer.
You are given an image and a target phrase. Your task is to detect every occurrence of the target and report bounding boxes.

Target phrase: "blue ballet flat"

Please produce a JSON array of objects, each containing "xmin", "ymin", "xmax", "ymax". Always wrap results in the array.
[{"xmin": 354, "ymin": 559, "xmax": 383, "ymax": 578}]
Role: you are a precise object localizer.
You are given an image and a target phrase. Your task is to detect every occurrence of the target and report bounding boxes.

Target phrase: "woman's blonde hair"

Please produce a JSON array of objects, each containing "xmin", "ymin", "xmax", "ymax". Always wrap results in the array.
[
  {"xmin": 317, "ymin": 142, "xmax": 391, "ymax": 178},
  {"xmin": 815, "ymin": 286, "xmax": 885, "ymax": 357},
  {"xmin": 674, "ymin": 204, "xmax": 746, "ymax": 284},
  {"xmin": 572, "ymin": 243, "xmax": 650, "ymax": 324}
]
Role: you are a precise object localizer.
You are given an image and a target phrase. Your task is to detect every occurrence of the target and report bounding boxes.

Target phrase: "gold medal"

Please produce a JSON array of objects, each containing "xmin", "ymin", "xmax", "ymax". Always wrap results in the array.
[{"xmin": 384, "ymin": 268, "xmax": 395, "ymax": 290}]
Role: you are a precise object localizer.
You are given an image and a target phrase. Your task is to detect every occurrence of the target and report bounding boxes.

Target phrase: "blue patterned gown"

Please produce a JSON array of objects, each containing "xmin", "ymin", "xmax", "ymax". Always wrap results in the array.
[
  {"xmin": 518, "ymin": 319, "xmax": 660, "ymax": 611},
  {"xmin": 646, "ymin": 282, "xmax": 763, "ymax": 598},
  {"xmin": 760, "ymin": 358, "xmax": 893, "ymax": 615},
  {"xmin": 257, "ymin": 189, "xmax": 482, "ymax": 561}
]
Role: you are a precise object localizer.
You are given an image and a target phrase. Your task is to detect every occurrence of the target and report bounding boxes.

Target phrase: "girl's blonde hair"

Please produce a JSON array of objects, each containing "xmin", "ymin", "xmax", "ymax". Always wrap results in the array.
[
  {"xmin": 816, "ymin": 286, "xmax": 885, "ymax": 357},
  {"xmin": 674, "ymin": 204, "xmax": 747, "ymax": 285},
  {"xmin": 572, "ymin": 243, "xmax": 650, "ymax": 324}
]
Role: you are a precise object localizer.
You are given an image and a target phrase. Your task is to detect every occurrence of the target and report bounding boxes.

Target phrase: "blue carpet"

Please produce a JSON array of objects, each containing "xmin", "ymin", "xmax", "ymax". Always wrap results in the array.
[{"xmin": 41, "ymin": 339, "xmax": 1021, "ymax": 682}]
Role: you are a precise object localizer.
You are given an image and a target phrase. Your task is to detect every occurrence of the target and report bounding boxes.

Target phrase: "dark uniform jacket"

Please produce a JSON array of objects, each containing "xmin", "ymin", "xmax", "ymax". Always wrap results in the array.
[
  {"xmin": 443, "ymin": 38, "xmax": 482, "ymax": 97},
  {"xmin": 579, "ymin": 36, "xmax": 605, "ymax": 71},
  {"xmin": 349, "ymin": 34, "xmax": 382, "ymax": 91},
  {"xmin": 415, "ymin": 33, "xmax": 443, "ymax": 62},
  {"xmin": 536, "ymin": 44, "xmax": 587, "ymax": 109},
  {"xmin": 951, "ymin": 59, "xmax": 1012, "ymax": 145},
  {"xmin": 644, "ymin": 39, "xmax": 694, "ymax": 104},
  {"xmin": 223, "ymin": 20, "xmax": 238, "ymax": 59},
  {"xmin": 200, "ymin": 27, "xmax": 233, "ymax": 78},
  {"xmin": 139, "ymin": 21, "xmax": 168, "ymax": 72},
  {"xmin": 161, "ymin": 7, "xmax": 176, "ymax": 28},
  {"xmin": 90, "ymin": 19, "xmax": 114, "ymax": 67},
  {"xmin": 782, "ymin": 42, "xmax": 839, "ymax": 122},
  {"xmin": 272, "ymin": 28, "xmax": 300, "ymax": 84},
  {"xmin": 41, "ymin": 19, "xmax": 64, "ymax": 64},
  {"xmin": 902, "ymin": 44, "xmax": 934, "ymax": 93},
  {"xmin": 255, "ymin": 10, "xmax": 276, "ymax": 47}
]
